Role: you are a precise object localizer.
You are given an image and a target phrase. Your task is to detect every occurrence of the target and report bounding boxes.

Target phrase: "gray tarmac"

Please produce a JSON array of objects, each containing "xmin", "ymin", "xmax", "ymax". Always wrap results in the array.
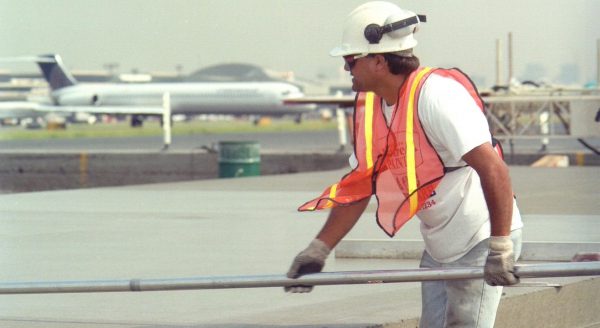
[
  {"xmin": 0, "ymin": 164, "xmax": 599, "ymax": 327},
  {"xmin": 1, "ymin": 129, "xmax": 599, "ymax": 154}
]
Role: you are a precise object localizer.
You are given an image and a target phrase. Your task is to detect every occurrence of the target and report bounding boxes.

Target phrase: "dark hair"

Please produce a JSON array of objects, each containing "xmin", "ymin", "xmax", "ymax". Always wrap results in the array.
[{"xmin": 382, "ymin": 54, "xmax": 420, "ymax": 75}]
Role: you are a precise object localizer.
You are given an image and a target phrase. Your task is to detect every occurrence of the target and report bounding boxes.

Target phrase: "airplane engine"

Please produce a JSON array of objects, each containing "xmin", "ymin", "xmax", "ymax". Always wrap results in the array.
[{"xmin": 91, "ymin": 94, "xmax": 101, "ymax": 105}]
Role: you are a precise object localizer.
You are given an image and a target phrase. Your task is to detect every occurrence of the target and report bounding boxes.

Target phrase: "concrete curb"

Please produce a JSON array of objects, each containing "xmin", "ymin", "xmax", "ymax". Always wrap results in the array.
[
  {"xmin": 336, "ymin": 239, "xmax": 600, "ymax": 261},
  {"xmin": 1, "ymin": 150, "xmax": 598, "ymax": 193},
  {"xmin": 0, "ymin": 151, "xmax": 349, "ymax": 193}
]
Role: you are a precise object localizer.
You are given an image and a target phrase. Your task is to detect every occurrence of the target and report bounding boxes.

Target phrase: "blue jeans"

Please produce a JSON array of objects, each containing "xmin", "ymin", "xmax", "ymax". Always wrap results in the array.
[{"xmin": 419, "ymin": 229, "xmax": 522, "ymax": 328}]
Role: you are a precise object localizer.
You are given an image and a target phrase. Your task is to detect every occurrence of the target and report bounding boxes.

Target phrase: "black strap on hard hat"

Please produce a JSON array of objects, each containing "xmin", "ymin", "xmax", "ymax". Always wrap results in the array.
[{"xmin": 364, "ymin": 14, "xmax": 427, "ymax": 44}]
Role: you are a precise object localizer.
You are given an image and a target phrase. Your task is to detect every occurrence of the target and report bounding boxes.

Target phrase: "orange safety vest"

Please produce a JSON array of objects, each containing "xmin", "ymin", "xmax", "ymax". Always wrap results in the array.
[{"xmin": 298, "ymin": 67, "xmax": 490, "ymax": 237}]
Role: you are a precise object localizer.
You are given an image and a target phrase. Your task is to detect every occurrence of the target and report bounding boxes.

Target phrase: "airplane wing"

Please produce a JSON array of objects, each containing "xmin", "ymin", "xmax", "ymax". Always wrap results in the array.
[
  {"xmin": 284, "ymin": 94, "xmax": 600, "ymax": 108},
  {"xmin": 0, "ymin": 101, "xmax": 42, "ymax": 111},
  {"xmin": 483, "ymin": 94, "xmax": 600, "ymax": 103},
  {"xmin": 284, "ymin": 95, "xmax": 355, "ymax": 108},
  {"xmin": 0, "ymin": 102, "xmax": 41, "ymax": 119},
  {"xmin": 34, "ymin": 104, "xmax": 164, "ymax": 115},
  {"xmin": 0, "ymin": 101, "xmax": 164, "ymax": 116}
]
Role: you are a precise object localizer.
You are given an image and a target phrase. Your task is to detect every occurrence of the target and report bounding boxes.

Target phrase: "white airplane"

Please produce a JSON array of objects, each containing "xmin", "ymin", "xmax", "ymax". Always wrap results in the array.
[{"xmin": 0, "ymin": 54, "xmax": 315, "ymax": 126}]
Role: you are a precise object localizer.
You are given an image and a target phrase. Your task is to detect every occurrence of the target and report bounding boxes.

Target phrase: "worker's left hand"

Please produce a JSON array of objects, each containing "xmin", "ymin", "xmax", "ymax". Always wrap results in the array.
[{"xmin": 484, "ymin": 236, "xmax": 519, "ymax": 286}]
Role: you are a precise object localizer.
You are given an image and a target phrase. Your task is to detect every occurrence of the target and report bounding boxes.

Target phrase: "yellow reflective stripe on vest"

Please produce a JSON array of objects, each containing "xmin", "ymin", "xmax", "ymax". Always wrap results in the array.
[
  {"xmin": 329, "ymin": 183, "xmax": 338, "ymax": 199},
  {"xmin": 324, "ymin": 183, "xmax": 338, "ymax": 208},
  {"xmin": 364, "ymin": 92, "xmax": 375, "ymax": 169},
  {"xmin": 406, "ymin": 67, "xmax": 432, "ymax": 214}
]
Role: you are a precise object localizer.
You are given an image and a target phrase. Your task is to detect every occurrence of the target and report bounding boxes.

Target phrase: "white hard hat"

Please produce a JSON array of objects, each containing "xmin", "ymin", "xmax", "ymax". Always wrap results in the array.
[{"xmin": 330, "ymin": 1, "xmax": 426, "ymax": 57}]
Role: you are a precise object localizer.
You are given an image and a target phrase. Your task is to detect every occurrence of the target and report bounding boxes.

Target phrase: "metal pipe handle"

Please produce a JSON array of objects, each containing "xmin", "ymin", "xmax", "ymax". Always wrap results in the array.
[{"xmin": 0, "ymin": 261, "xmax": 598, "ymax": 295}]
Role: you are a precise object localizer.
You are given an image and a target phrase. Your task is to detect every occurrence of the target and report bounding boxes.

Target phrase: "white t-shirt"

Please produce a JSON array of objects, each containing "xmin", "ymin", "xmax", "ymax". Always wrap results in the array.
[{"xmin": 350, "ymin": 73, "xmax": 523, "ymax": 263}]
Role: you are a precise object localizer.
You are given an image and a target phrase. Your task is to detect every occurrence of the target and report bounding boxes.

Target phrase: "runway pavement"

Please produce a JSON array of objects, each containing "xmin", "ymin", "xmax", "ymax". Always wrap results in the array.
[
  {"xmin": 1, "ymin": 129, "xmax": 599, "ymax": 154},
  {"xmin": 0, "ymin": 166, "xmax": 598, "ymax": 327}
]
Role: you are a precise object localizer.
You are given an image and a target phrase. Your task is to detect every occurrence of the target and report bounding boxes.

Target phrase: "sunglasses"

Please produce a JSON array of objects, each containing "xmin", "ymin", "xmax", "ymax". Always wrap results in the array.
[{"xmin": 343, "ymin": 53, "xmax": 371, "ymax": 70}]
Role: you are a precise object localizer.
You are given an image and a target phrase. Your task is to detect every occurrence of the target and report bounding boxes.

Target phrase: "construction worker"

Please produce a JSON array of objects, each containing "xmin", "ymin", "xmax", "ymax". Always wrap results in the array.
[{"xmin": 285, "ymin": 2, "xmax": 524, "ymax": 327}]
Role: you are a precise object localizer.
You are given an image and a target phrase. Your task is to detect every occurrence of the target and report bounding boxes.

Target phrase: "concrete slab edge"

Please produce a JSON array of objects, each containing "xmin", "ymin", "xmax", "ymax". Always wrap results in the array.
[
  {"xmin": 336, "ymin": 239, "xmax": 600, "ymax": 261},
  {"xmin": 494, "ymin": 277, "xmax": 600, "ymax": 328},
  {"xmin": 379, "ymin": 277, "xmax": 600, "ymax": 328}
]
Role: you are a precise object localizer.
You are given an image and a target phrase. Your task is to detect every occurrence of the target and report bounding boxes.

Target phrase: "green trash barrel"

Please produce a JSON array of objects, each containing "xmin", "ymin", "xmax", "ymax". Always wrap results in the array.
[{"xmin": 218, "ymin": 141, "xmax": 261, "ymax": 178}]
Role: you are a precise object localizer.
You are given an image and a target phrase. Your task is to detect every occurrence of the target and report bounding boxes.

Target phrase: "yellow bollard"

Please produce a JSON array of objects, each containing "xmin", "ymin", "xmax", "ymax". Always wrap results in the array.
[
  {"xmin": 575, "ymin": 152, "xmax": 585, "ymax": 166},
  {"xmin": 79, "ymin": 152, "xmax": 88, "ymax": 187}
]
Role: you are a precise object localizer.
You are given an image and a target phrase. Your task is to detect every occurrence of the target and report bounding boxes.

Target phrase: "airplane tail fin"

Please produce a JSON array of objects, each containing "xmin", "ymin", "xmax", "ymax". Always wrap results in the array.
[{"xmin": 36, "ymin": 54, "xmax": 78, "ymax": 90}]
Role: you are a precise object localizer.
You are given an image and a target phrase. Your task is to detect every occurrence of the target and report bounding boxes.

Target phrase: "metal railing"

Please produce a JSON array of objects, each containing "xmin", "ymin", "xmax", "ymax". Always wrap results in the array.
[{"xmin": 482, "ymin": 93, "xmax": 600, "ymax": 140}]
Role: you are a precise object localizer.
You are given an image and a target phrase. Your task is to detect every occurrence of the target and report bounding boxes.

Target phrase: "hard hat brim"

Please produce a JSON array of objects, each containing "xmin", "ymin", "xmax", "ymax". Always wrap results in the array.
[
  {"xmin": 330, "ymin": 38, "xmax": 418, "ymax": 58},
  {"xmin": 330, "ymin": 46, "xmax": 351, "ymax": 57}
]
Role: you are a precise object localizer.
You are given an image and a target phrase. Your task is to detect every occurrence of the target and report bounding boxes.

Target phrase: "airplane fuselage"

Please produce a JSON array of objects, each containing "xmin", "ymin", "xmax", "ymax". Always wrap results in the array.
[{"xmin": 51, "ymin": 82, "xmax": 313, "ymax": 115}]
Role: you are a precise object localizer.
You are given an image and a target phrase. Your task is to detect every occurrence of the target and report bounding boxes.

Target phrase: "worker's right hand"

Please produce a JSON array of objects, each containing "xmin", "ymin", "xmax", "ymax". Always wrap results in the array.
[{"xmin": 284, "ymin": 239, "xmax": 331, "ymax": 293}]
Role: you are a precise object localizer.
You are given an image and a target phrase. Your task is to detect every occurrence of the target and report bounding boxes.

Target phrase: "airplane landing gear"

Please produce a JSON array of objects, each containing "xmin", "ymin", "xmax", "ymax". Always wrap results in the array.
[{"xmin": 131, "ymin": 115, "xmax": 144, "ymax": 127}]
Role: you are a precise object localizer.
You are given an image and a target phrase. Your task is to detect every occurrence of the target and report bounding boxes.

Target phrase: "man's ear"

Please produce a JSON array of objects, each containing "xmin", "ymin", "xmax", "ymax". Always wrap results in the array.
[{"xmin": 372, "ymin": 54, "xmax": 388, "ymax": 73}]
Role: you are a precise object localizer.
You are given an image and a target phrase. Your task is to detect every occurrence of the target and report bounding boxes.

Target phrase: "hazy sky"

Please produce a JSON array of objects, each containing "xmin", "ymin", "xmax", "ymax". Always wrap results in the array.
[{"xmin": 1, "ymin": 0, "xmax": 599, "ymax": 87}]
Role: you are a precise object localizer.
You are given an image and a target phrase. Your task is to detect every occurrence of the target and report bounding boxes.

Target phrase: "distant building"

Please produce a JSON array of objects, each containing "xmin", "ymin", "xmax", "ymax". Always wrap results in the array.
[{"xmin": 186, "ymin": 63, "xmax": 279, "ymax": 82}]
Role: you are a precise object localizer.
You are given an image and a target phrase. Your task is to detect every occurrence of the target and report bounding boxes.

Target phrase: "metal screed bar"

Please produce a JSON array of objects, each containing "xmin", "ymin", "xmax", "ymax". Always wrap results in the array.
[{"xmin": 0, "ymin": 262, "xmax": 598, "ymax": 295}]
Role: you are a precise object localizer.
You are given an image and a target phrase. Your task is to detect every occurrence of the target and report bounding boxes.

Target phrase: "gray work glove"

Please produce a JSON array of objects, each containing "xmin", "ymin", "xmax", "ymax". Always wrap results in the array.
[
  {"xmin": 484, "ymin": 236, "xmax": 519, "ymax": 286},
  {"xmin": 285, "ymin": 239, "xmax": 331, "ymax": 293}
]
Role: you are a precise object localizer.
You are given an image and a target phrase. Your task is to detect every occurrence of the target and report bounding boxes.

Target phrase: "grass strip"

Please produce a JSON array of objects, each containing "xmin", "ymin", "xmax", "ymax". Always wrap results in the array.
[{"xmin": 0, "ymin": 118, "xmax": 337, "ymax": 141}]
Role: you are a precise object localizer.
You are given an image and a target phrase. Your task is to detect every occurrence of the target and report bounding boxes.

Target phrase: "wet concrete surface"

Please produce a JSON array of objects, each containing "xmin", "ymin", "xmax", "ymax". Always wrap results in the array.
[{"xmin": 0, "ymin": 167, "xmax": 598, "ymax": 327}]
